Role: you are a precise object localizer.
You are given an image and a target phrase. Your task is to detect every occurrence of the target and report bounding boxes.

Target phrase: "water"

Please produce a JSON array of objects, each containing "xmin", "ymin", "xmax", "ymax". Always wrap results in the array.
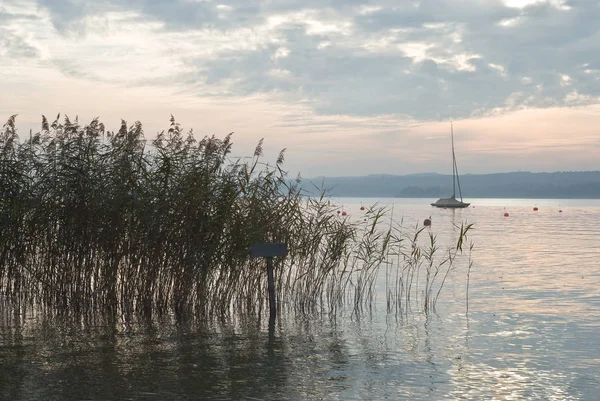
[{"xmin": 2, "ymin": 198, "xmax": 600, "ymax": 400}]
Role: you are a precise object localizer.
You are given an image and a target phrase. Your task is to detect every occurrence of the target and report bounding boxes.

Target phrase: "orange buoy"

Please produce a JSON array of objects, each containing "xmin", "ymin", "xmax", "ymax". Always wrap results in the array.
[
  {"xmin": 533, "ymin": 207, "xmax": 538, "ymax": 211},
  {"xmin": 504, "ymin": 212, "xmax": 509, "ymax": 217},
  {"xmin": 423, "ymin": 218, "xmax": 431, "ymax": 226}
]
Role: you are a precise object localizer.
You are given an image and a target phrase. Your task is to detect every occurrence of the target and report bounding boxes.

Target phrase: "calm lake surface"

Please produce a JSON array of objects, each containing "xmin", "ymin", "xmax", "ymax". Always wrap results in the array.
[{"xmin": 2, "ymin": 197, "xmax": 600, "ymax": 400}]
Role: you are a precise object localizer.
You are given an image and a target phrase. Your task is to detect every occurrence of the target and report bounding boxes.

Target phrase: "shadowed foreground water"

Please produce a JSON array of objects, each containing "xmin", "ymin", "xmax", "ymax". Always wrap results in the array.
[{"xmin": 2, "ymin": 198, "xmax": 600, "ymax": 400}]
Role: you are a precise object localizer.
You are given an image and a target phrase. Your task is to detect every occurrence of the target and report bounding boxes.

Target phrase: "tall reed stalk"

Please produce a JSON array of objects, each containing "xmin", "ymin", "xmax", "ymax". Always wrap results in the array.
[{"xmin": 0, "ymin": 115, "xmax": 473, "ymax": 320}]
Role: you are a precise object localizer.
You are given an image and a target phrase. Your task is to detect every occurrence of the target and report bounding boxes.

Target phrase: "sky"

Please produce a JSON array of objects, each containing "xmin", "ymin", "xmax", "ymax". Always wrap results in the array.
[{"xmin": 1, "ymin": 0, "xmax": 599, "ymax": 178}]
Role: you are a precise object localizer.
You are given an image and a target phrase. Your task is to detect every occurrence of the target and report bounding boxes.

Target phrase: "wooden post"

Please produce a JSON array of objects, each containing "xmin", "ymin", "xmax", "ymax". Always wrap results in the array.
[
  {"xmin": 266, "ymin": 257, "xmax": 276, "ymax": 322},
  {"xmin": 250, "ymin": 243, "xmax": 288, "ymax": 323}
]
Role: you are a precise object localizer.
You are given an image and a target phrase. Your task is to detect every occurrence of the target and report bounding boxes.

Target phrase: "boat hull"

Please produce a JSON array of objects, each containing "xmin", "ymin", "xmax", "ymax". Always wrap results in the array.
[
  {"xmin": 430, "ymin": 202, "xmax": 470, "ymax": 208},
  {"xmin": 430, "ymin": 196, "xmax": 470, "ymax": 208}
]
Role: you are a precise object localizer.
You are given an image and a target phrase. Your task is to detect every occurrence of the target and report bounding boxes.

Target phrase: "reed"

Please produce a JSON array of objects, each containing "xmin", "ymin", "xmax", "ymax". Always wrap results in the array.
[{"xmin": 0, "ymin": 115, "xmax": 473, "ymax": 320}]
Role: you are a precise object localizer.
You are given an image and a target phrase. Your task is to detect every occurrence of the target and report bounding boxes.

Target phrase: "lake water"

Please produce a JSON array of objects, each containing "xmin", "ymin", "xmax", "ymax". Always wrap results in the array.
[{"xmin": 2, "ymin": 198, "xmax": 600, "ymax": 400}]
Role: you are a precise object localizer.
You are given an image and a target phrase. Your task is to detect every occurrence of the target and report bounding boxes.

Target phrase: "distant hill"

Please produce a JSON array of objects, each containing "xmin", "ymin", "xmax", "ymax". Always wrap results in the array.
[{"xmin": 301, "ymin": 171, "xmax": 600, "ymax": 199}]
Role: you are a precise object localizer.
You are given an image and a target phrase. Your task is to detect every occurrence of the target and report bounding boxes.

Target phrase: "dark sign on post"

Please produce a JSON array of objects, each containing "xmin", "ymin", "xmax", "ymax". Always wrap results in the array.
[
  {"xmin": 249, "ymin": 243, "xmax": 288, "ymax": 258},
  {"xmin": 249, "ymin": 243, "xmax": 288, "ymax": 323}
]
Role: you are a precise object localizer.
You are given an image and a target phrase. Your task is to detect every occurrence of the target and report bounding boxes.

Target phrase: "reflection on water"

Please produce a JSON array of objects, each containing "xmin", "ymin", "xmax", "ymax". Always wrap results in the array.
[{"xmin": 2, "ymin": 198, "xmax": 600, "ymax": 400}]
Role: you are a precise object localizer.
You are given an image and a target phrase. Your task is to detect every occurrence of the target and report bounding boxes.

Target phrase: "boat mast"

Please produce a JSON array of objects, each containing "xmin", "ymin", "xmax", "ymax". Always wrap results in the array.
[
  {"xmin": 451, "ymin": 121, "xmax": 456, "ymax": 198},
  {"xmin": 451, "ymin": 121, "xmax": 465, "ymax": 202}
]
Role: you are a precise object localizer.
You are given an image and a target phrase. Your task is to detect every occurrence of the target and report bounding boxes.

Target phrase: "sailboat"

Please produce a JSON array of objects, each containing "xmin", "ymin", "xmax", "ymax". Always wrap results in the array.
[{"xmin": 431, "ymin": 122, "xmax": 470, "ymax": 208}]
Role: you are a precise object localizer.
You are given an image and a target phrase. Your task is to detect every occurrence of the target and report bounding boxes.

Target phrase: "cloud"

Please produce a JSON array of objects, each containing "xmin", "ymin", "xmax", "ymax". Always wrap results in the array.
[
  {"xmin": 0, "ymin": 29, "xmax": 40, "ymax": 59},
  {"xmin": 5, "ymin": 0, "xmax": 600, "ymax": 123},
  {"xmin": 0, "ymin": 6, "xmax": 41, "ymax": 59}
]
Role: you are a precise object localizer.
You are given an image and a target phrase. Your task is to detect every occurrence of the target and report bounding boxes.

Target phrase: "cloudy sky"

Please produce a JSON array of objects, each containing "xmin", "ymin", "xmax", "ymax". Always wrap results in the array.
[{"xmin": 1, "ymin": 0, "xmax": 599, "ymax": 177}]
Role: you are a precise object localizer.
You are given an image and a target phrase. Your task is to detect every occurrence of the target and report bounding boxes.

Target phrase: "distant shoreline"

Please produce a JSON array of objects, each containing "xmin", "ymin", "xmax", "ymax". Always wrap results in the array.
[
  {"xmin": 323, "ymin": 196, "xmax": 600, "ymax": 200},
  {"xmin": 301, "ymin": 171, "xmax": 600, "ymax": 200}
]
